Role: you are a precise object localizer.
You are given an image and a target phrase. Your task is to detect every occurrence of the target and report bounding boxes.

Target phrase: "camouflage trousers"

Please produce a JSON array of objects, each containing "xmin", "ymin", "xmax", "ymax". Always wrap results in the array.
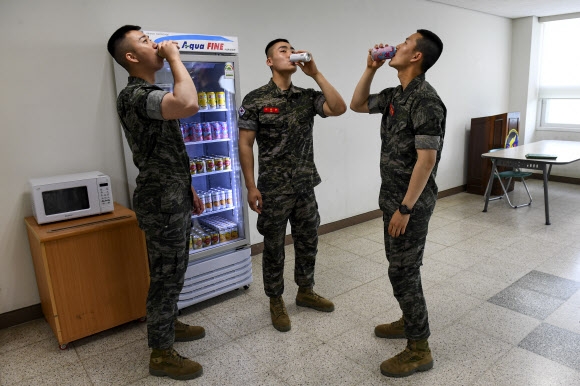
[
  {"xmin": 137, "ymin": 209, "xmax": 191, "ymax": 349},
  {"xmin": 383, "ymin": 208, "xmax": 432, "ymax": 341},
  {"xmin": 257, "ymin": 190, "xmax": 320, "ymax": 298}
]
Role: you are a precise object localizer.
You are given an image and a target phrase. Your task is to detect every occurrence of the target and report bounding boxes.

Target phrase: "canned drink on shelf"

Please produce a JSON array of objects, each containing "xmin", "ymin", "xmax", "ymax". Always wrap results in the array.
[
  {"xmin": 225, "ymin": 227, "xmax": 232, "ymax": 241},
  {"xmin": 180, "ymin": 123, "xmax": 188, "ymax": 141},
  {"xmin": 231, "ymin": 225, "xmax": 239, "ymax": 239},
  {"xmin": 198, "ymin": 92, "xmax": 208, "ymax": 109},
  {"xmin": 211, "ymin": 191, "xmax": 220, "ymax": 210},
  {"xmin": 210, "ymin": 121, "xmax": 222, "ymax": 140},
  {"xmin": 201, "ymin": 233, "xmax": 211, "ymax": 248},
  {"xmin": 216, "ymin": 91, "xmax": 226, "ymax": 108},
  {"xmin": 189, "ymin": 159, "xmax": 196, "ymax": 175},
  {"xmin": 214, "ymin": 157, "xmax": 223, "ymax": 171},
  {"xmin": 225, "ymin": 189, "xmax": 233, "ymax": 207},
  {"xmin": 219, "ymin": 228, "xmax": 227, "ymax": 243},
  {"xmin": 218, "ymin": 190, "xmax": 226, "ymax": 207},
  {"xmin": 201, "ymin": 122, "xmax": 213, "ymax": 141},
  {"xmin": 206, "ymin": 92, "xmax": 216, "ymax": 109},
  {"xmin": 195, "ymin": 159, "xmax": 206, "ymax": 174},
  {"xmin": 193, "ymin": 234, "xmax": 203, "ymax": 250},
  {"xmin": 210, "ymin": 230, "xmax": 219, "ymax": 245},
  {"xmin": 205, "ymin": 158, "xmax": 215, "ymax": 172},
  {"xmin": 223, "ymin": 156, "xmax": 231, "ymax": 170},
  {"xmin": 192, "ymin": 123, "xmax": 203, "ymax": 142},
  {"xmin": 203, "ymin": 192, "xmax": 213, "ymax": 211},
  {"xmin": 220, "ymin": 122, "xmax": 229, "ymax": 139}
]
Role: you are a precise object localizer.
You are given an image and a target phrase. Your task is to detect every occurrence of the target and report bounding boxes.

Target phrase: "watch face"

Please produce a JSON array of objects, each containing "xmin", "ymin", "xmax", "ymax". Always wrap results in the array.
[{"xmin": 399, "ymin": 205, "xmax": 411, "ymax": 214}]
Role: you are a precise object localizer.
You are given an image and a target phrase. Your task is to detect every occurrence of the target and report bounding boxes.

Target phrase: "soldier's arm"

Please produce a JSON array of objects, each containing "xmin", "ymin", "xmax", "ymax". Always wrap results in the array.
[
  {"xmin": 160, "ymin": 43, "xmax": 199, "ymax": 119},
  {"xmin": 238, "ymin": 128, "xmax": 262, "ymax": 214},
  {"xmin": 350, "ymin": 47, "xmax": 384, "ymax": 113},
  {"xmin": 311, "ymin": 72, "xmax": 347, "ymax": 117}
]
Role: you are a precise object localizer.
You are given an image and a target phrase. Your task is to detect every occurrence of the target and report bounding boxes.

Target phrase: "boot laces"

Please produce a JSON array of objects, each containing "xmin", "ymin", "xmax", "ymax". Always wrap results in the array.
[
  {"xmin": 168, "ymin": 348, "xmax": 186, "ymax": 365},
  {"xmin": 271, "ymin": 299, "xmax": 288, "ymax": 317},
  {"xmin": 392, "ymin": 318, "xmax": 404, "ymax": 328},
  {"xmin": 394, "ymin": 347, "xmax": 415, "ymax": 362}
]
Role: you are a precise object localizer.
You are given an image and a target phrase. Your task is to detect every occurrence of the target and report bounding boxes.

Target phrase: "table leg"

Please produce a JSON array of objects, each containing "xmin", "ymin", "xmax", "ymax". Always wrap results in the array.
[
  {"xmin": 483, "ymin": 159, "xmax": 497, "ymax": 213},
  {"xmin": 543, "ymin": 164, "xmax": 550, "ymax": 225}
]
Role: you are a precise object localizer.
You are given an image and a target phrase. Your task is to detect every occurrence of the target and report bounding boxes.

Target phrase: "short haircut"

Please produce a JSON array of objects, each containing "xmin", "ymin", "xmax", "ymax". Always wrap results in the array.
[
  {"xmin": 265, "ymin": 38, "xmax": 289, "ymax": 57},
  {"xmin": 107, "ymin": 25, "xmax": 141, "ymax": 69},
  {"xmin": 415, "ymin": 29, "xmax": 443, "ymax": 73}
]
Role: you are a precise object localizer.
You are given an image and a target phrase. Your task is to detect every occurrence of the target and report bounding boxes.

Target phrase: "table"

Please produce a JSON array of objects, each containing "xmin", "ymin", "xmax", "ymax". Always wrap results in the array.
[{"xmin": 481, "ymin": 140, "xmax": 580, "ymax": 225}]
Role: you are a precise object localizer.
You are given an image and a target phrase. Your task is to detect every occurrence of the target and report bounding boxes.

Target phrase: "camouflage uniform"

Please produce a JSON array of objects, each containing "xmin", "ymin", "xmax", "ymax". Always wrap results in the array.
[
  {"xmin": 117, "ymin": 76, "xmax": 193, "ymax": 349},
  {"xmin": 368, "ymin": 73, "xmax": 446, "ymax": 341},
  {"xmin": 238, "ymin": 79, "xmax": 326, "ymax": 297}
]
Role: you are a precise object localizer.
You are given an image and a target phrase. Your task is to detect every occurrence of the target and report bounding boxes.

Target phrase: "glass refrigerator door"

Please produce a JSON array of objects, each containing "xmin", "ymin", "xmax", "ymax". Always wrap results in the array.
[{"xmin": 155, "ymin": 56, "xmax": 249, "ymax": 261}]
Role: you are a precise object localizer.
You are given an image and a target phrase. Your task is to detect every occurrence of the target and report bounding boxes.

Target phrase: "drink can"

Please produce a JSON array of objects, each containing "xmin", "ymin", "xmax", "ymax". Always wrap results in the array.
[
  {"xmin": 210, "ymin": 229, "xmax": 220, "ymax": 245},
  {"xmin": 216, "ymin": 92, "xmax": 226, "ymax": 108},
  {"xmin": 225, "ymin": 189, "xmax": 233, "ymax": 207},
  {"xmin": 212, "ymin": 191, "xmax": 221, "ymax": 210},
  {"xmin": 371, "ymin": 45, "xmax": 396, "ymax": 61},
  {"xmin": 223, "ymin": 156, "xmax": 231, "ymax": 170},
  {"xmin": 195, "ymin": 159, "xmax": 206, "ymax": 174},
  {"xmin": 231, "ymin": 225, "xmax": 239, "ymax": 239},
  {"xmin": 220, "ymin": 122, "xmax": 229, "ymax": 139},
  {"xmin": 290, "ymin": 52, "xmax": 311, "ymax": 62},
  {"xmin": 218, "ymin": 190, "xmax": 226, "ymax": 207},
  {"xmin": 214, "ymin": 157, "xmax": 223, "ymax": 171},
  {"xmin": 205, "ymin": 157, "xmax": 215, "ymax": 172},
  {"xmin": 198, "ymin": 92, "xmax": 208, "ymax": 109},
  {"xmin": 201, "ymin": 232, "xmax": 211, "ymax": 248},
  {"xmin": 225, "ymin": 227, "xmax": 232, "ymax": 241},
  {"xmin": 206, "ymin": 92, "xmax": 217, "ymax": 109},
  {"xmin": 219, "ymin": 227, "xmax": 227, "ymax": 243},
  {"xmin": 186, "ymin": 122, "xmax": 194, "ymax": 142},
  {"xmin": 180, "ymin": 123, "xmax": 188, "ymax": 141},
  {"xmin": 210, "ymin": 121, "xmax": 222, "ymax": 139},
  {"xmin": 192, "ymin": 123, "xmax": 203, "ymax": 142},
  {"xmin": 201, "ymin": 122, "xmax": 213, "ymax": 141},
  {"xmin": 204, "ymin": 192, "xmax": 213, "ymax": 211},
  {"xmin": 189, "ymin": 159, "xmax": 196, "ymax": 175},
  {"xmin": 193, "ymin": 234, "xmax": 202, "ymax": 250}
]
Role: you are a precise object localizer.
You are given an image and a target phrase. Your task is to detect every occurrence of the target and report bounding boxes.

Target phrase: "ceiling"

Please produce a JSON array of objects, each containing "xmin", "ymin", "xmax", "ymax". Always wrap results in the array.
[{"xmin": 427, "ymin": 0, "xmax": 580, "ymax": 19}]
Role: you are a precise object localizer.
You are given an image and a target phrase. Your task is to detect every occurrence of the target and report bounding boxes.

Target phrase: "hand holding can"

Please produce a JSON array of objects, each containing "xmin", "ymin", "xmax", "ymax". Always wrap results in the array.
[
  {"xmin": 371, "ymin": 45, "xmax": 396, "ymax": 61},
  {"xmin": 290, "ymin": 52, "xmax": 312, "ymax": 63}
]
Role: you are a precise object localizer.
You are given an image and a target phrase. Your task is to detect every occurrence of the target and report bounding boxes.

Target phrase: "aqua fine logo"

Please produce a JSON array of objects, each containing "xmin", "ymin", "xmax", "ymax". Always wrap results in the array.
[{"xmin": 181, "ymin": 41, "xmax": 205, "ymax": 51}]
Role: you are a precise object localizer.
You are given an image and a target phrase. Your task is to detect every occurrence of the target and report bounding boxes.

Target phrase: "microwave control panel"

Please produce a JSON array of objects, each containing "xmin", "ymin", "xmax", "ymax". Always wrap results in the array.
[{"xmin": 97, "ymin": 175, "xmax": 115, "ymax": 212}]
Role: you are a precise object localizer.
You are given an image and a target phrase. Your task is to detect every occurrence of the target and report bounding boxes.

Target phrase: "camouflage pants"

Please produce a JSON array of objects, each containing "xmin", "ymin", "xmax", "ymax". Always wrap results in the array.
[
  {"xmin": 137, "ymin": 210, "xmax": 191, "ymax": 349},
  {"xmin": 383, "ymin": 208, "xmax": 432, "ymax": 341},
  {"xmin": 257, "ymin": 190, "xmax": 320, "ymax": 297}
]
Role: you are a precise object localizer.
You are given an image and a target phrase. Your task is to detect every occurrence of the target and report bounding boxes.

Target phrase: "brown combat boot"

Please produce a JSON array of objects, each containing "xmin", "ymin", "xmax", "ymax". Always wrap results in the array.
[
  {"xmin": 380, "ymin": 339, "xmax": 433, "ymax": 378},
  {"xmin": 174, "ymin": 319, "xmax": 205, "ymax": 342},
  {"xmin": 149, "ymin": 347, "xmax": 203, "ymax": 380},
  {"xmin": 270, "ymin": 296, "xmax": 291, "ymax": 332},
  {"xmin": 296, "ymin": 287, "xmax": 335, "ymax": 312},
  {"xmin": 375, "ymin": 316, "xmax": 406, "ymax": 339}
]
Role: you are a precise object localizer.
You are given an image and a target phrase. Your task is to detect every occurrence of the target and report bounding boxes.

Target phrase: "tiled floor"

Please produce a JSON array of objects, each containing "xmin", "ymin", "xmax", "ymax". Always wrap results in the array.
[{"xmin": 1, "ymin": 179, "xmax": 580, "ymax": 385}]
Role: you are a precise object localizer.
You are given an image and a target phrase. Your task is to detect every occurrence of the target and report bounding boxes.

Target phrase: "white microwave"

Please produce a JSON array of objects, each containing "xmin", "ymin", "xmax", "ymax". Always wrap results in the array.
[{"xmin": 29, "ymin": 171, "xmax": 114, "ymax": 224}]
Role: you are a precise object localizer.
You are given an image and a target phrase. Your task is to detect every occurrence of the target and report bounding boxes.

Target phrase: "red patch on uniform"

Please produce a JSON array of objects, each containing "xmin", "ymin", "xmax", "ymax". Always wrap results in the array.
[
  {"xmin": 389, "ymin": 103, "xmax": 395, "ymax": 116},
  {"xmin": 262, "ymin": 106, "xmax": 280, "ymax": 114}
]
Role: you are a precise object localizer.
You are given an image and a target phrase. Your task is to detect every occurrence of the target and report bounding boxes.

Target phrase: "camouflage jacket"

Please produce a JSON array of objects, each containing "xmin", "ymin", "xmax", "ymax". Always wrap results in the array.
[
  {"xmin": 117, "ymin": 76, "xmax": 192, "ymax": 214},
  {"xmin": 368, "ymin": 73, "xmax": 446, "ymax": 214},
  {"xmin": 238, "ymin": 79, "xmax": 327, "ymax": 194}
]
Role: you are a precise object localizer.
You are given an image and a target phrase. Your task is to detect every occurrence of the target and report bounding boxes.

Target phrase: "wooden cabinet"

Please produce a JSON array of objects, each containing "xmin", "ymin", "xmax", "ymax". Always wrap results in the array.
[
  {"xmin": 25, "ymin": 203, "xmax": 149, "ymax": 349},
  {"xmin": 466, "ymin": 112, "xmax": 520, "ymax": 195}
]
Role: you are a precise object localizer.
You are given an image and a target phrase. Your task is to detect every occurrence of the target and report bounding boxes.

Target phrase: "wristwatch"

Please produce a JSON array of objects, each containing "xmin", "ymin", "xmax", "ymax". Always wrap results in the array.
[{"xmin": 398, "ymin": 204, "xmax": 414, "ymax": 215}]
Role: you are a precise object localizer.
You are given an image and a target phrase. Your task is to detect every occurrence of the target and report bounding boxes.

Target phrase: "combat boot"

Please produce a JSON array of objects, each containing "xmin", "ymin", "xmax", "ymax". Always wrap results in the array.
[
  {"xmin": 296, "ymin": 287, "xmax": 335, "ymax": 312},
  {"xmin": 270, "ymin": 296, "xmax": 291, "ymax": 332},
  {"xmin": 149, "ymin": 347, "xmax": 203, "ymax": 380},
  {"xmin": 174, "ymin": 319, "xmax": 205, "ymax": 342},
  {"xmin": 380, "ymin": 339, "xmax": 433, "ymax": 378},
  {"xmin": 375, "ymin": 316, "xmax": 406, "ymax": 339}
]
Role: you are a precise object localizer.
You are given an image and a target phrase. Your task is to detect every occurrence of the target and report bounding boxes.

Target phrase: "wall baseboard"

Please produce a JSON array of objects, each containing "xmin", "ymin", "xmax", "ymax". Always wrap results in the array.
[
  {"xmin": 530, "ymin": 173, "xmax": 580, "ymax": 185},
  {"xmin": 1, "ymin": 184, "xmax": 468, "ymax": 330}
]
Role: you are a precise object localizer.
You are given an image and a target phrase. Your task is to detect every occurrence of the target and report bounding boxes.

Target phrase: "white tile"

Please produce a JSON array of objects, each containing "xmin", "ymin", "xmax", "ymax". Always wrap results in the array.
[
  {"xmin": 459, "ymin": 302, "xmax": 541, "ymax": 345},
  {"xmin": 11, "ymin": 361, "xmax": 92, "ymax": 386},
  {"xmin": 545, "ymin": 302, "xmax": 580, "ymax": 335},
  {"xmin": 74, "ymin": 320, "xmax": 145, "ymax": 360},
  {"xmin": 428, "ymin": 245, "xmax": 486, "ymax": 269},
  {"xmin": 332, "ymin": 279, "xmax": 397, "ymax": 319},
  {"xmin": 0, "ymin": 318, "xmax": 54, "ymax": 354},
  {"xmin": 440, "ymin": 270, "xmax": 509, "ymax": 300},
  {"xmin": 467, "ymin": 256, "xmax": 532, "ymax": 284},
  {"xmin": 332, "ymin": 257, "xmax": 389, "ymax": 283},
  {"xmin": 472, "ymin": 347, "xmax": 580, "ymax": 386},
  {"xmin": 329, "ymin": 236, "xmax": 385, "ymax": 257}
]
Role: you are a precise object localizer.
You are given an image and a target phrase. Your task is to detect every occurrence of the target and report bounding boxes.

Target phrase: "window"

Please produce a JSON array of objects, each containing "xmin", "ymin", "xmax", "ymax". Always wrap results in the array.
[{"xmin": 538, "ymin": 18, "xmax": 580, "ymax": 130}]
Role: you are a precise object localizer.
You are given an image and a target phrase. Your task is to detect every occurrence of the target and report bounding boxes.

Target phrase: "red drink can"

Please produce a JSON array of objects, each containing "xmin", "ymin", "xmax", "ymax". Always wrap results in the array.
[{"xmin": 371, "ymin": 45, "xmax": 396, "ymax": 61}]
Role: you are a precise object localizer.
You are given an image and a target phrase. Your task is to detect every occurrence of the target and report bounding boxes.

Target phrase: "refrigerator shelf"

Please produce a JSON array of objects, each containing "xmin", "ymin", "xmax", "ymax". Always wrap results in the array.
[
  {"xmin": 185, "ymin": 138, "xmax": 230, "ymax": 145},
  {"xmin": 188, "ymin": 237, "xmax": 243, "ymax": 255},
  {"xmin": 192, "ymin": 206, "xmax": 235, "ymax": 219},
  {"xmin": 191, "ymin": 169, "xmax": 232, "ymax": 178},
  {"xmin": 197, "ymin": 108, "xmax": 228, "ymax": 113}
]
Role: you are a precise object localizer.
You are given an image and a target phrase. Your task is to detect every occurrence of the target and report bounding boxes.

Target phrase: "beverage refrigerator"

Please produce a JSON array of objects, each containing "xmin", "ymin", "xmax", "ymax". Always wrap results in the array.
[{"xmin": 113, "ymin": 31, "xmax": 252, "ymax": 309}]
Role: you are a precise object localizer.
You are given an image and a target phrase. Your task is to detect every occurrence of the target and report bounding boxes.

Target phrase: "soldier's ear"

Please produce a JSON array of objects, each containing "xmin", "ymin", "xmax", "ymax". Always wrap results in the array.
[{"xmin": 266, "ymin": 57, "xmax": 273, "ymax": 68}]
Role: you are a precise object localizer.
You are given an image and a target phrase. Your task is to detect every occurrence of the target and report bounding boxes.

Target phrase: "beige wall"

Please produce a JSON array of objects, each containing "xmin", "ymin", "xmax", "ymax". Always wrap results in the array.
[{"xmin": 0, "ymin": 0, "xmax": 514, "ymax": 314}]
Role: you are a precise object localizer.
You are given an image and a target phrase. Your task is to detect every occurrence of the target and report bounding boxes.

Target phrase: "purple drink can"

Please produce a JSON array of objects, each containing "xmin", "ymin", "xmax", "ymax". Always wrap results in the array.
[
  {"xmin": 193, "ymin": 123, "xmax": 203, "ymax": 142},
  {"xmin": 185, "ymin": 122, "xmax": 193, "ymax": 142},
  {"xmin": 210, "ymin": 121, "xmax": 222, "ymax": 139},
  {"xmin": 371, "ymin": 45, "xmax": 396, "ymax": 61},
  {"xmin": 220, "ymin": 121, "xmax": 229, "ymax": 139},
  {"xmin": 202, "ymin": 122, "xmax": 213, "ymax": 141},
  {"xmin": 180, "ymin": 123, "xmax": 188, "ymax": 141}
]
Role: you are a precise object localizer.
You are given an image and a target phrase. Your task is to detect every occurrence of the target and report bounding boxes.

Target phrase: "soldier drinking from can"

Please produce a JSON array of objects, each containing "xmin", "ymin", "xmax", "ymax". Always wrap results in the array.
[
  {"xmin": 107, "ymin": 25, "xmax": 205, "ymax": 381},
  {"xmin": 350, "ymin": 30, "xmax": 446, "ymax": 378},
  {"xmin": 238, "ymin": 38, "xmax": 347, "ymax": 332}
]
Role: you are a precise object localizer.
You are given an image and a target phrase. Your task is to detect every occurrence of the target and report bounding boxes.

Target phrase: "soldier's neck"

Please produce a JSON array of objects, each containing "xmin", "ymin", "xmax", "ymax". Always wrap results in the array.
[{"xmin": 272, "ymin": 72, "xmax": 292, "ymax": 91}]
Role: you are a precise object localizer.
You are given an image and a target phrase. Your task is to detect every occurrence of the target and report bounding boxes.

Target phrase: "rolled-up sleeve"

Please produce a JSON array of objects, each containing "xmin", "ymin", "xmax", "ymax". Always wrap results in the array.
[{"xmin": 146, "ymin": 90, "xmax": 168, "ymax": 120}]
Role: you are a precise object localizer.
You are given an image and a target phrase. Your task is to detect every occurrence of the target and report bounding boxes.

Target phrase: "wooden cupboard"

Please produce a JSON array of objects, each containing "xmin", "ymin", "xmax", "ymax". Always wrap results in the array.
[{"xmin": 24, "ymin": 203, "xmax": 149, "ymax": 349}]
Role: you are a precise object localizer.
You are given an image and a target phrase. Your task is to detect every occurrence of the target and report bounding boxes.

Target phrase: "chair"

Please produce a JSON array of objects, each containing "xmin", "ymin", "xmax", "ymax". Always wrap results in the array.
[{"xmin": 486, "ymin": 148, "xmax": 533, "ymax": 209}]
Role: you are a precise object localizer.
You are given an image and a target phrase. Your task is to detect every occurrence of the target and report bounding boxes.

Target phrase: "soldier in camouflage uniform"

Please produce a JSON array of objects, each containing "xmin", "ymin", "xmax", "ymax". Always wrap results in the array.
[
  {"xmin": 351, "ymin": 30, "xmax": 446, "ymax": 378},
  {"xmin": 107, "ymin": 25, "xmax": 205, "ymax": 381},
  {"xmin": 238, "ymin": 39, "xmax": 346, "ymax": 332}
]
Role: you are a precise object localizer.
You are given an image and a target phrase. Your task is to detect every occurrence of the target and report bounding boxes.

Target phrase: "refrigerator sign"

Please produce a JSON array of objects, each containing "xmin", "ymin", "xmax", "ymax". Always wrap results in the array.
[{"xmin": 144, "ymin": 31, "xmax": 239, "ymax": 54}]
